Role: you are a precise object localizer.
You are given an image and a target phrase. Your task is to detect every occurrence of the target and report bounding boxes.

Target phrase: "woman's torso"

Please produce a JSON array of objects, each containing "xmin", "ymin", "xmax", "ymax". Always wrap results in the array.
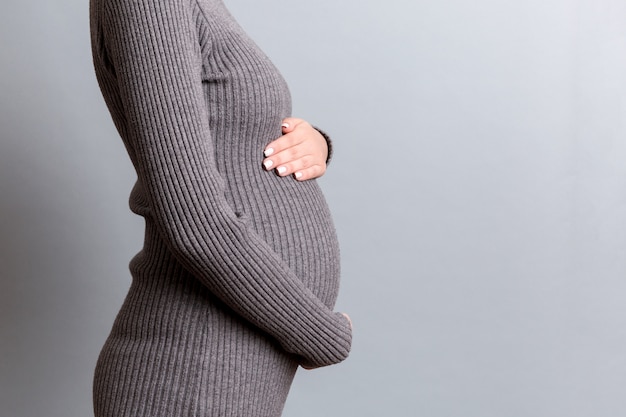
[{"xmin": 125, "ymin": 0, "xmax": 341, "ymax": 306}]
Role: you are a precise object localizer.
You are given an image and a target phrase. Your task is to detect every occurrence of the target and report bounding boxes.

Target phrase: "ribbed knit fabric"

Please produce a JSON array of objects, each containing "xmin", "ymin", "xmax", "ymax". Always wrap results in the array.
[{"xmin": 89, "ymin": 0, "xmax": 352, "ymax": 416}]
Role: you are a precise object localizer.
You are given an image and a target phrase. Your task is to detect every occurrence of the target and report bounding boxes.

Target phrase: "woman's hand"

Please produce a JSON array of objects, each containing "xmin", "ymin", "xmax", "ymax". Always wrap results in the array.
[
  {"xmin": 263, "ymin": 118, "xmax": 329, "ymax": 181},
  {"xmin": 342, "ymin": 313, "xmax": 352, "ymax": 329}
]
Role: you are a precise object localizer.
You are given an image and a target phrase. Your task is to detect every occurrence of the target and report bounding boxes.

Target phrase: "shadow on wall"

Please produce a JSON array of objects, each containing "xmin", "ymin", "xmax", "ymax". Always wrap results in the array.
[{"xmin": 0, "ymin": 74, "xmax": 140, "ymax": 416}]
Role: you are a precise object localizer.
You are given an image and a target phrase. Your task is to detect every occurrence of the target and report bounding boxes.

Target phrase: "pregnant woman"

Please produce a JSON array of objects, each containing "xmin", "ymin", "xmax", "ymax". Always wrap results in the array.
[{"xmin": 89, "ymin": 0, "xmax": 352, "ymax": 416}]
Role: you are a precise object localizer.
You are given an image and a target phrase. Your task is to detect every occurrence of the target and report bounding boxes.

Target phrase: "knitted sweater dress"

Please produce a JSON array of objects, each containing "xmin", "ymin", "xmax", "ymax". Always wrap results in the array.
[{"xmin": 89, "ymin": 0, "xmax": 352, "ymax": 416}]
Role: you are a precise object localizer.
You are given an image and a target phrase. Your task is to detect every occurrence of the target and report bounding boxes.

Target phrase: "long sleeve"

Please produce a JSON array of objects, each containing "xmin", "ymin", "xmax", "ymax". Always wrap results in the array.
[{"xmin": 95, "ymin": 0, "xmax": 350, "ymax": 368}]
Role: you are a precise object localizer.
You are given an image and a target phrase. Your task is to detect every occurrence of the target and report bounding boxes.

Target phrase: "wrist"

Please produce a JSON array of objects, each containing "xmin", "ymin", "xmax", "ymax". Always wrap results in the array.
[{"xmin": 313, "ymin": 126, "xmax": 333, "ymax": 164}]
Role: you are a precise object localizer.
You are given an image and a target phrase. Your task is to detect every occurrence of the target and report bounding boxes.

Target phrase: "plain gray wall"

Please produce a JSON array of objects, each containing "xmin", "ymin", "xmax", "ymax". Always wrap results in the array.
[{"xmin": 1, "ymin": 0, "xmax": 625, "ymax": 416}]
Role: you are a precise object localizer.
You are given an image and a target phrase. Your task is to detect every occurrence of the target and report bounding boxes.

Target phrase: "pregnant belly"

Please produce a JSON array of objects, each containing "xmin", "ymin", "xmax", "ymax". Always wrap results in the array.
[{"xmin": 226, "ymin": 176, "xmax": 341, "ymax": 308}]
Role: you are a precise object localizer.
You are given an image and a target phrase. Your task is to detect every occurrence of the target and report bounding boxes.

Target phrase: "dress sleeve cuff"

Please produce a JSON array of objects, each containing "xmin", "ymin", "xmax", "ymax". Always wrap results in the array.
[{"xmin": 313, "ymin": 126, "xmax": 333, "ymax": 164}]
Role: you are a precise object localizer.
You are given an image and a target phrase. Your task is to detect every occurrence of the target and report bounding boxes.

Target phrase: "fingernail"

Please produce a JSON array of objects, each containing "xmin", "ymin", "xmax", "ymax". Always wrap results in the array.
[
  {"xmin": 295, "ymin": 172, "xmax": 303, "ymax": 179},
  {"xmin": 277, "ymin": 166, "xmax": 287, "ymax": 175},
  {"xmin": 281, "ymin": 123, "xmax": 289, "ymax": 129},
  {"xmin": 263, "ymin": 159, "xmax": 273, "ymax": 169},
  {"xmin": 264, "ymin": 147, "xmax": 274, "ymax": 157}
]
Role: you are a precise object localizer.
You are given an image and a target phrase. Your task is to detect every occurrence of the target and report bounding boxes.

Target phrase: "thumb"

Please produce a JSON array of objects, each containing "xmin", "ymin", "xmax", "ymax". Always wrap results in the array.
[
  {"xmin": 281, "ymin": 117, "xmax": 303, "ymax": 133},
  {"xmin": 342, "ymin": 313, "xmax": 352, "ymax": 329}
]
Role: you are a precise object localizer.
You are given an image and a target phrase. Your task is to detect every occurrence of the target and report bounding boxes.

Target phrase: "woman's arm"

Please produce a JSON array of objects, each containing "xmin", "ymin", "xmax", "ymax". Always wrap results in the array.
[{"xmin": 97, "ymin": 0, "xmax": 351, "ymax": 368}]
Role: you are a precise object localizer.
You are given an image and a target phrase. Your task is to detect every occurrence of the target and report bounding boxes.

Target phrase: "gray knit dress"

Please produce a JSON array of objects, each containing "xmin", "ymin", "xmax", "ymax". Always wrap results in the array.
[{"xmin": 89, "ymin": 0, "xmax": 352, "ymax": 416}]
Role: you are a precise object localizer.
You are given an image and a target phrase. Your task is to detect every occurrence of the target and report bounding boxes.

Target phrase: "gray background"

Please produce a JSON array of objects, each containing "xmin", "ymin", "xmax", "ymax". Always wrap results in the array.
[{"xmin": 1, "ymin": 0, "xmax": 625, "ymax": 416}]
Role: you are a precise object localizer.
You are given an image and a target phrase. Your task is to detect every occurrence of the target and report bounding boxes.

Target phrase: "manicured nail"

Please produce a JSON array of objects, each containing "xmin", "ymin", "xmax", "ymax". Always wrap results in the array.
[
  {"xmin": 263, "ymin": 159, "xmax": 273, "ymax": 169},
  {"xmin": 264, "ymin": 147, "xmax": 274, "ymax": 157},
  {"xmin": 281, "ymin": 123, "xmax": 289, "ymax": 129},
  {"xmin": 295, "ymin": 172, "xmax": 303, "ymax": 179},
  {"xmin": 277, "ymin": 166, "xmax": 287, "ymax": 175}
]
